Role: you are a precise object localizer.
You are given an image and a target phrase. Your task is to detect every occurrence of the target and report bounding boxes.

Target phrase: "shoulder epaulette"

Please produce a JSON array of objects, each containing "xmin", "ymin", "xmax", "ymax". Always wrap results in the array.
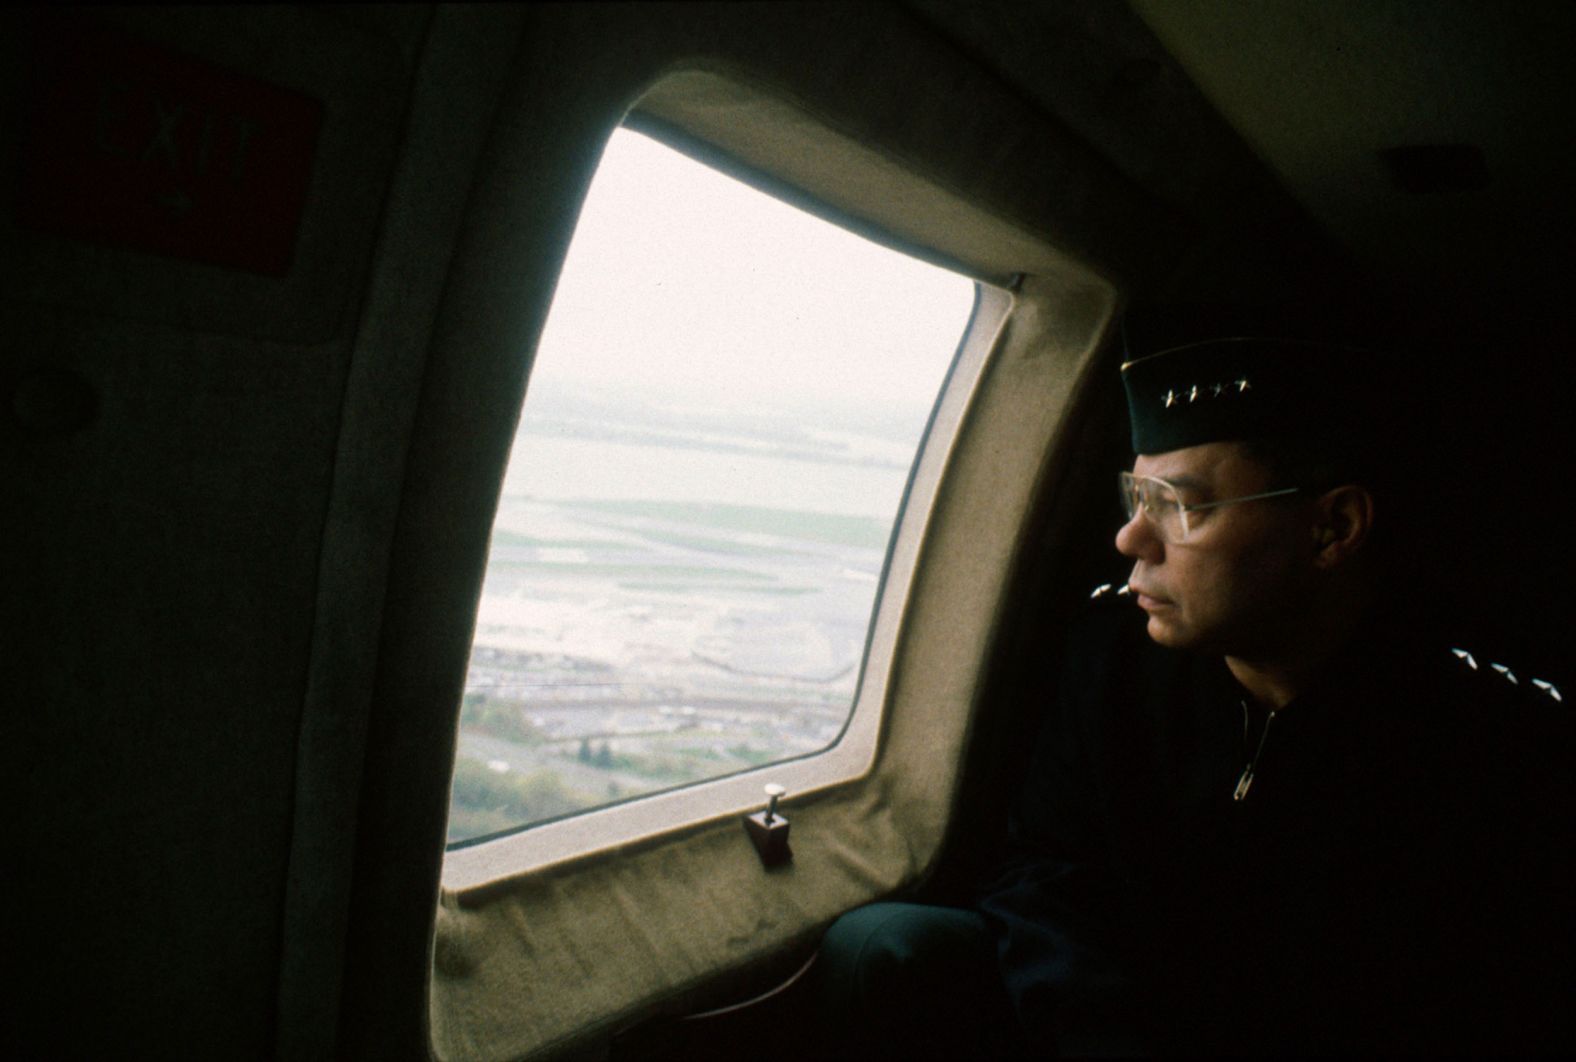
[{"xmin": 1450, "ymin": 646, "xmax": 1563, "ymax": 704}]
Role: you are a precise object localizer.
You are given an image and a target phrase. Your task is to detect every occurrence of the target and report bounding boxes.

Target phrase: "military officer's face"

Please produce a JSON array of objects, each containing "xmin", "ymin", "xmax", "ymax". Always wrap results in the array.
[{"xmin": 1115, "ymin": 441, "xmax": 1317, "ymax": 655}]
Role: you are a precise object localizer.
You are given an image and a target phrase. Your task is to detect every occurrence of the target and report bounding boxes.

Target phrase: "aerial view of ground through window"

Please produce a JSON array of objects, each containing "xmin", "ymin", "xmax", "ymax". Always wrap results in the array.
[{"xmin": 446, "ymin": 129, "xmax": 977, "ymax": 845}]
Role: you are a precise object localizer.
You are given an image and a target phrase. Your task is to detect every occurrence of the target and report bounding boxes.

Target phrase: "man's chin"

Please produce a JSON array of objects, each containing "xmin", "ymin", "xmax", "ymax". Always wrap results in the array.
[
  {"xmin": 1143, "ymin": 614, "xmax": 1195, "ymax": 650},
  {"xmin": 1145, "ymin": 615, "xmax": 1241, "ymax": 657}
]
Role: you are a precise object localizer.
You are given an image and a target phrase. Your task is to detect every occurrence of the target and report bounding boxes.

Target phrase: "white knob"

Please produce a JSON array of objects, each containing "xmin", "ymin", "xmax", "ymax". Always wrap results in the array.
[{"xmin": 763, "ymin": 784, "xmax": 786, "ymax": 822}]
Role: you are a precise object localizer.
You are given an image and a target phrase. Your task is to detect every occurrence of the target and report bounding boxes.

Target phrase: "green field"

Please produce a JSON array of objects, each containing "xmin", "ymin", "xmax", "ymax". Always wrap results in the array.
[
  {"xmin": 486, "ymin": 530, "xmax": 620, "ymax": 550},
  {"xmin": 562, "ymin": 499, "xmax": 890, "ymax": 550},
  {"xmin": 490, "ymin": 560, "xmax": 774, "ymax": 581},
  {"xmin": 616, "ymin": 582, "xmax": 816, "ymax": 595}
]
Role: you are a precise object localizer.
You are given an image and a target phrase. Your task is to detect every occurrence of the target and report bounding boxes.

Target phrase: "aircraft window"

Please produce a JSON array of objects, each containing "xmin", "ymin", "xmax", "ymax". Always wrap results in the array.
[{"xmin": 445, "ymin": 127, "xmax": 977, "ymax": 847}]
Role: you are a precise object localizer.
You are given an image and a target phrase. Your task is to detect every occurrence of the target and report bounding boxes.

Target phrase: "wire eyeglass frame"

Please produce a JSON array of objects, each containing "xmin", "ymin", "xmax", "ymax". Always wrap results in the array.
[{"xmin": 1119, "ymin": 471, "xmax": 1301, "ymax": 543}]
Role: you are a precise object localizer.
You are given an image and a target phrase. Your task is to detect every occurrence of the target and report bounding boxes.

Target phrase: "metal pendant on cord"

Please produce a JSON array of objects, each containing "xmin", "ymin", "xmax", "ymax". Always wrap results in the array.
[{"xmin": 1233, "ymin": 700, "xmax": 1277, "ymax": 802}]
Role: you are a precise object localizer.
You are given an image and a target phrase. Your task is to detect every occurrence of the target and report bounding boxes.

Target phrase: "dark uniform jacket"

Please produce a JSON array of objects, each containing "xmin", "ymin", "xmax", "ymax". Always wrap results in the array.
[{"xmin": 978, "ymin": 597, "xmax": 1573, "ymax": 1055}]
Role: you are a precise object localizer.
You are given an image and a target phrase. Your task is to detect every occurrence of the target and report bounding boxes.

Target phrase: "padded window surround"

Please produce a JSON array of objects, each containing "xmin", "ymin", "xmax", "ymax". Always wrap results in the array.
[
  {"xmin": 324, "ymin": 6, "xmax": 1176, "ymax": 1058},
  {"xmin": 428, "ymin": 69, "xmax": 1116, "ymax": 1061}
]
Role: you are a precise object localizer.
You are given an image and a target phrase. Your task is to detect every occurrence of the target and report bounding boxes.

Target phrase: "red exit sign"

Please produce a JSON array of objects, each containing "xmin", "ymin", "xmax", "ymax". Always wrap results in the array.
[{"xmin": 17, "ymin": 18, "xmax": 324, "ymax": 277}]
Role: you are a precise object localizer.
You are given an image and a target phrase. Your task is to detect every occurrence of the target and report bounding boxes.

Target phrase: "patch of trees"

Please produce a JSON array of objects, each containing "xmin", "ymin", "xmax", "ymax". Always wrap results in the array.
[
  {"xmin": 447, "ymin": 757, "xmax": 583, "ymax": 842},
  {"xmin": 459, "ymin": 692, "xmax": 545, "ymax": 746}
]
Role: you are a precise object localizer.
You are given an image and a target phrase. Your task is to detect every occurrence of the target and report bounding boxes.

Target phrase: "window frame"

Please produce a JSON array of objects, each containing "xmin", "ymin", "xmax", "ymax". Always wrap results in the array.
[
  {"xmin": 423, "ymin": 59, "xmax": 1120, "ymax": 1061},
  {"xmin": 437, "ymin": 67, "xmax": 1115, "ymax": 895}
]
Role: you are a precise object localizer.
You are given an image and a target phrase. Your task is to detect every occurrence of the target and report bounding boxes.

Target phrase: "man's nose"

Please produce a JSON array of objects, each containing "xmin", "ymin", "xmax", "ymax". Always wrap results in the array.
[{"xmin": 1115, "ymin": 509, "xmax": 1163, "ymax": 561}]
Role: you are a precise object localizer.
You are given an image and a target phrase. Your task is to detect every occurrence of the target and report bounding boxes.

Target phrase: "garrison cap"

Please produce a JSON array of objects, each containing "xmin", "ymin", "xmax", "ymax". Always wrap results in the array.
[{"xmin": 1121, "ymin": 337, "xmax": 1369, "ymax": 455}]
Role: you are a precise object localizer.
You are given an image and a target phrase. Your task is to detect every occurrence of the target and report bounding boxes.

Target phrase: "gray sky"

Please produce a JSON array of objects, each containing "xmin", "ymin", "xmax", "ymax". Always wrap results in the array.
[{"xmin": 533, "ymin": 128, "xmax": 978, "ymax": 415}]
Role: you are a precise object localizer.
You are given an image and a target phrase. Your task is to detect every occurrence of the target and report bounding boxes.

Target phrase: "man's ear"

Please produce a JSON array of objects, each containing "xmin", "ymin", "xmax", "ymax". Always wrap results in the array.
[{"xmin": 1312, "ymin": 485, "xmax": 1375, "ymax": 569}]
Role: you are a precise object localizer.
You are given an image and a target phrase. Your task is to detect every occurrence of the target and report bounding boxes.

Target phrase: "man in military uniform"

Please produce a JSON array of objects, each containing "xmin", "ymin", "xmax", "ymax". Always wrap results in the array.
[{"xmin": 816, "ymin": 337, "xmax": 1572, "ymax": 1055}]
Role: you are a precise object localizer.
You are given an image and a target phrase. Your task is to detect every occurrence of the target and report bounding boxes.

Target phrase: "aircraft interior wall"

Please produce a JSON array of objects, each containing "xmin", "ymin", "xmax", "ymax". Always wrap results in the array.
[{"xmin": 9, "ymin": 3, "xmax": 1565, "ymax": 1060}]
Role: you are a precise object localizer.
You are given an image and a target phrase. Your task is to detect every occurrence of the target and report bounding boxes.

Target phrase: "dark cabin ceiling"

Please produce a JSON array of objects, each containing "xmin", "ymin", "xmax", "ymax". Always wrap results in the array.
[{"xmin": 910, "ymin": 0, "xmax": 1576, "ymax": 341}]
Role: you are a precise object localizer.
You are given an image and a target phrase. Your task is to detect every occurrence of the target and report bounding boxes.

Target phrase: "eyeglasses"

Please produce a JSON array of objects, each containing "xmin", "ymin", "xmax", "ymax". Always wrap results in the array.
[{"xmin": 1119, "ymin": 471, "xmax": 1300, "ymax": 543}]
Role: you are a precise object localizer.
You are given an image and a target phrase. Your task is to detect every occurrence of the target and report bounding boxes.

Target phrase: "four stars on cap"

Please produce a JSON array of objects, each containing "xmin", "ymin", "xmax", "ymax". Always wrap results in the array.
[{"xmin": 1163, "ymin": 377, "xmax": 1252, "ymax": 409}]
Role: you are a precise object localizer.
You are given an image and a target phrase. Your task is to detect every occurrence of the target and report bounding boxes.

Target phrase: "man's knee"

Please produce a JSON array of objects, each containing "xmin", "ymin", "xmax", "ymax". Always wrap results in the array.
[
  {"xmin": 815, "ymin": 902, "xmax": 1019, "ymax": 1058},
  {"xmin": 818, "ymin": 902, "xmax": 993, "ymax": 1006}
]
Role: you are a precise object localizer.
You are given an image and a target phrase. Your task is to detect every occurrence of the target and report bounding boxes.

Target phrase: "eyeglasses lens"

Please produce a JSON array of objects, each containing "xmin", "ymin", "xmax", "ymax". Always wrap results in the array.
[{"xmin": 1119, "ymin": 473, "xmax": 1185, "ymax": 542}]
